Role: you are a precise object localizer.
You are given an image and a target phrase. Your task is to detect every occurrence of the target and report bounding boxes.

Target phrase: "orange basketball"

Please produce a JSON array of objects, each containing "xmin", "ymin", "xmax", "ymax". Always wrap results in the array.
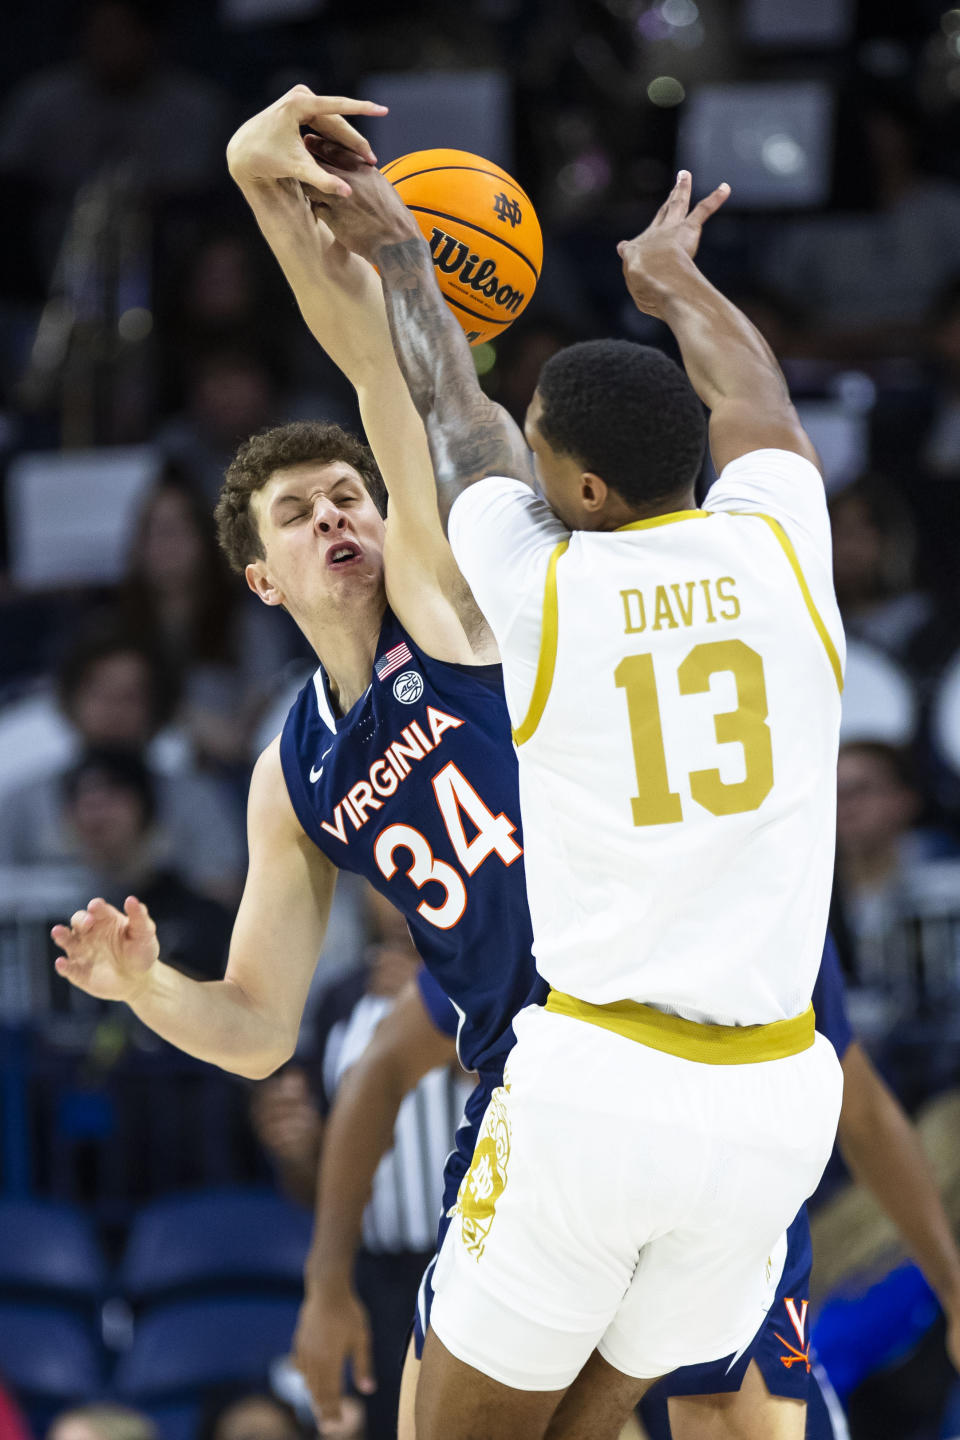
[{"xmin": 382, "ymin": 148, "xmax": 542, "ymax": 347}]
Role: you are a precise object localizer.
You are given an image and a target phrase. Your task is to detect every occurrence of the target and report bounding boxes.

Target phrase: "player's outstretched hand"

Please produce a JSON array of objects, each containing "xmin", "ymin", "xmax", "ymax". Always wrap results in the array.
[
  {"xmin": 315, "ymin": 158, "xmax": 421, "ymax": 264},
  {"xmin": 226, "ymin": 86, "xmax": 388, "ymax": 197},
  {"xmin": 51, "ymin": 895, "xmax": 160, "ymax": 1004},
  {"xmin": 618, "ymin": 170, "xmax": 730, "ymax": 318},
  {"xmin": 294, "ymin": 1284, "xmax": 376, "ymax": 1427}
]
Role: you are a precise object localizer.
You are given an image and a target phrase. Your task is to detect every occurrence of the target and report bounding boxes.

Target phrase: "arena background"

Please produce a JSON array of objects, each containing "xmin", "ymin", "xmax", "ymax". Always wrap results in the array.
[{"xmin": 2, "ymin": 1, "xmax": 960, "ymax": 1437}]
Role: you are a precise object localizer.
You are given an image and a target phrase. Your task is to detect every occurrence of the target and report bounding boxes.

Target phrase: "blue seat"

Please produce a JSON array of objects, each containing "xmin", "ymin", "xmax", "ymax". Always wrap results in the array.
[
  {"xmin": 0, "ymin": 1302, "xmax": 102, "ymax": 1400},
  {"xmin": 142, "ymin": 1401, "xmax": 201, "ymax": 1440},
  {"xmin": 114, "ymin": 1297, "xmax": 300, "ymax": 1400},
  {"xmin": 120, "ymin": 1188, "xmax": 312, "ymax": 1303},
  {"xmin": 0, "ymin": 1199, "xmax": 107, "ymax": 1303}
]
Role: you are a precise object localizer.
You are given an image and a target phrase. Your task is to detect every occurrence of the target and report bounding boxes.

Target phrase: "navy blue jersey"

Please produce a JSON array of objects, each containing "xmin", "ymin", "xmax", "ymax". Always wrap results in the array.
[
  {"xmin": 280, "ymin": 609, "xmax": 545, "ymax": 1077},
  {"xmin": 418, "ymin": 966, "xmax": 459, "ymax": 1039},
  {"xmin": 811, "ymin": 933, "xmax": 853, "ymax": 1062}
]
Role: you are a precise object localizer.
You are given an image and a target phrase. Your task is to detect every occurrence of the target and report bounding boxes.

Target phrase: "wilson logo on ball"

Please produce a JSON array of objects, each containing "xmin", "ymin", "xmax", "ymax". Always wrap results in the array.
[
  {"xmin": 428, "ymin": 227, "xmax": 525, "ymax": 313},
  {"xmin": 493, "ymin": 193, "xmax": 523, "ymax": 227},
  {"xmin": 384, "ymin": 147, "xmax": 542, "ymax": 345}
]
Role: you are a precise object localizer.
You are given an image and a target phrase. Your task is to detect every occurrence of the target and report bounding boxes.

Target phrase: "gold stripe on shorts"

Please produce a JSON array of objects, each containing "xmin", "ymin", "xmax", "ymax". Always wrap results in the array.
[{"xmin": 545, "ymin": 990, "xmax": 815, "ymax": 1064}]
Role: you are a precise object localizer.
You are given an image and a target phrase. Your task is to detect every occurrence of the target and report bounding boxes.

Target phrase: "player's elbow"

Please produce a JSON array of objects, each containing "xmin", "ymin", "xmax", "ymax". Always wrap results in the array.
[{"xmin": 234, "ymin": 1044, "xmax": 296, "ymax": 1082}]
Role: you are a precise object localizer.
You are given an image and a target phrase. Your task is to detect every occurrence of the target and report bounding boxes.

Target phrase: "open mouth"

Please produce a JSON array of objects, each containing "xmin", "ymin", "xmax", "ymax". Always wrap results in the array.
[{"xmin": 326, "ymin": 541, "xmax": 363, "ymax": 569}]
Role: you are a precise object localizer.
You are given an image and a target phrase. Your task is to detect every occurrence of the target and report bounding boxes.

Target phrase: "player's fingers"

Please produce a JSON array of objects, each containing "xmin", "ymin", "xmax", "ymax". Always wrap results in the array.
[
  {"xmin": 123, "ymin": 896, "xmax": 156, "ymax": 937},
  {"xmin": 51, "ymin": 924, "xmax": 75, "ymax": 949},
  {"xmin": 301, "ymin": 97, "xmax": 386, "ymax": 163},
  {"xmin": 54, "ymin": 955, "xmax": 88, "ymax": 984},
  {"xmin": 687, "ymin": 181, "xmax": 730, "ymax": 229},
  {"xmin": 294, "ymin": 165, "xmax": 352, "ymax": 199},
  {"xmin": 659, "ymin": 169, "xmax": 692, "ymax": 224},
  {"xmin": 351, "ymin": 1323, "xmax": 376, "ymax": 1394},
  {"xmin": 69, "ymin": 908, "xmax": 93, "ymax": 932},
  {"xmin": 311, "ymin": 113, "xmax": 381, "ymax": 165}
]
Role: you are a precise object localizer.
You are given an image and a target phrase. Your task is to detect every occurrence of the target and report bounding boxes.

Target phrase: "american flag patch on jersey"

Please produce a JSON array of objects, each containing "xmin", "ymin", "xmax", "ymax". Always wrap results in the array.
[{"xmin": 375, "ymin": 641, "xmax": 413, "ymax": 681}]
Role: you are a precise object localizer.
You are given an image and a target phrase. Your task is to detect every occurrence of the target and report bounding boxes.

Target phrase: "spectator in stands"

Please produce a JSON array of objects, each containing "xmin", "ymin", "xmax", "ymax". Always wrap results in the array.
[
  {"xmin": 61, "ymin": 747, "xmax": 232, "ymax": 979},
  {"xmin": 198, "ymin": 1390, "xmax": 309, "ymax": 1440},
  {"xmin": 766, "ymin": 93, "xmax": 960, "ymax": 362},
  {"xmin": 0, "ymin": 621, "xmax": 245, "ymax": 902},
  {"xmin": 157, "ymin": 347, "xmax": 283, "ymax": 505},
  {"xmin": 251, "ymin": 885, "xmax": 470, "ymax": 1440},
  {"xmin": 829, "ymin": 476, "xmax": 933, "ymax": 662},
  {"xmin": 832, "ymin": 742, "xmax": 960, "ymax": 1076},
  {"xmin": 0, "ymin": 0, "xmax": 230, "ymax": 274},
  {"xmin": 48, "ymin": 1403, "xmax": 157, "ymax": 1440},
  {"xmin": 119, "ymin": 468, "xmax": 300, "ymax": 769}
]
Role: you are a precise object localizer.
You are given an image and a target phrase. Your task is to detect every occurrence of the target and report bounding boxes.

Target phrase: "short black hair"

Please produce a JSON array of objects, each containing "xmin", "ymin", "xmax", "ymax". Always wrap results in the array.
[
  {"xmin": 62, "ymin": 746, "xmax": 157, "ymax": 828},
  {"xmin": 56, "ymin": 618, "xmax": 181, "ymax": 732},
  {"xmin": 536, "ymin": 340, "xmax": 707, "ymax": 509}
]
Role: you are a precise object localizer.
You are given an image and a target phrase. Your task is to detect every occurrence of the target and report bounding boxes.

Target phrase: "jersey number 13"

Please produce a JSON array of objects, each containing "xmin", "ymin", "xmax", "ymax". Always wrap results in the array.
[{"xmin": 616, "ymin": 638, "xmax": 774, "ymax": 826}]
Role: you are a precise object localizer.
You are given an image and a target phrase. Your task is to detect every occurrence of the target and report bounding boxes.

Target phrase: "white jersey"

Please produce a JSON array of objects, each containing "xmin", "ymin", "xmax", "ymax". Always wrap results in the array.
[{"xmin": 448, "ymin": 449, "xmax": 844, "ymax": 1026}]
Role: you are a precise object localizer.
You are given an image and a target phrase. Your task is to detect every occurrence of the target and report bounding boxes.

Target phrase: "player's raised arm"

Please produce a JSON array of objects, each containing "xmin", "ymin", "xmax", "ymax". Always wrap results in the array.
[
  {"xmin": 618, "ymin": 171, "xmax": 820, "ymax": 477},
  {"xmin": 51, "ymin": 740, "xmax": 334, "ymax": 1080},
  {"xmin": 319, "ymin": 161, "xmax": 534, "ymax": 529},
  {"xmin": 294, "ymin": 980, "xmax": 457, "ymax": 1423},
  {"xmin": 227, "ymin": 90, "xmax": 497, "ymax": 661}
]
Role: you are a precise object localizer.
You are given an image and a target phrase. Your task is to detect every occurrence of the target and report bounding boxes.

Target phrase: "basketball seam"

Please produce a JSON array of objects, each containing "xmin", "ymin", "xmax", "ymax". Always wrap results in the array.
[
  {"xmin": 388, "ymin": 163, "xmax": 533, "ymax": 209},
  {"xmin": 443, "ymin": 292, "xmax": 511, "ymax": 329},
  {"xmin": 406, "ymin": 204, "xmax": 541, "ymax": 282}
]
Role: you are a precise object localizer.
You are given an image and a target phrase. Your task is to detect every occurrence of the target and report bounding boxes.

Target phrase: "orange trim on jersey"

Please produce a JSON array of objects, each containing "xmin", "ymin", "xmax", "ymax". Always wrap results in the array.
[
  {"xmin": 616, "ymin": 509, "xmax": 711, "ymax": 532},
  {"xmin": 512, "ymin": 538, "xmax": 570, "ymax": 747},
  {"xmin": 734, "ymin": 512, "xmax": 844, "ymax": 695},
  {"xmin": 545, "ymin": 990, "xmax": 816, "ymax": 1064}
]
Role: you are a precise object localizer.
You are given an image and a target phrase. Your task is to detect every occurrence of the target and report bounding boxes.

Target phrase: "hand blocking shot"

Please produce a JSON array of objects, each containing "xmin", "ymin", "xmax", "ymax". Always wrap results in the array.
[{"xmin": 50, "ymin": 92, "xmax": 860, "ymax": 1440}]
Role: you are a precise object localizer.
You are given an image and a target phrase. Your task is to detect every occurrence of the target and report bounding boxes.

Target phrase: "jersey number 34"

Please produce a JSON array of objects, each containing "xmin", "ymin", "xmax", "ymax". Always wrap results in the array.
[{"xmin": 373, "ymin": 761, "xmax": 522, "ymax": 930}]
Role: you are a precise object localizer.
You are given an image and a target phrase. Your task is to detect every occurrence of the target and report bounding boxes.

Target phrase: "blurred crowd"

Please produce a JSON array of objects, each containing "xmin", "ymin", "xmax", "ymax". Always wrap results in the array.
[{"xmin": 2, "ymin": 1, "xmax": 960, "ymax": 1438}]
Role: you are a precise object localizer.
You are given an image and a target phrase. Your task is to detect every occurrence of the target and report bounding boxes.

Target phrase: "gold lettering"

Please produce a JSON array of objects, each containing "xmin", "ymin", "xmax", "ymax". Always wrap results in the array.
[
  {"xmin": 717, "ymin": 577, "xmax": 741, "ymax": 621},
  {"xmin": 621, "ymin": 589, "xmax": 647, "ymax": 634},
  {"xmin": 652, "ymin": 585, "xmax": 679, "ymax": 630},
  {"xmin": 700, "ymin": 578, "xmax": 717, "ymax": 623},
  {"xmin": 670, "ymin": 581, "xmax": 696, "ymax": 627}
]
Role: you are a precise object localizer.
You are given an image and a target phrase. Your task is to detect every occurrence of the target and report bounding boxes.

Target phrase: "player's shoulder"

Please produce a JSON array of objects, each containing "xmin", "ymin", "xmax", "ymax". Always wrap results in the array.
[{"xmin": 249, "ymin": 736, "xmax": 309, "ymax": 840}]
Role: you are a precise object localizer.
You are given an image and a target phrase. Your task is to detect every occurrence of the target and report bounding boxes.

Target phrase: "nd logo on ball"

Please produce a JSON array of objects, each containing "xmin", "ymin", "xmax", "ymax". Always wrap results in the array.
[{"xmin": 383, "ymin": 148, "xmax": 543, "ymax": 346}]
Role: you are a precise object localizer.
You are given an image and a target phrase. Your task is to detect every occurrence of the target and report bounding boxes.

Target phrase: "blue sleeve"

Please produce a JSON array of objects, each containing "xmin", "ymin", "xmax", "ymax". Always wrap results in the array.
[
  {"xmin": 416, "ymin": 966, "xmax": 459, "ymax": 1039},
  {"xmin": 812, "ymin": 933, "xmax": 854, "ymax": 1061}
]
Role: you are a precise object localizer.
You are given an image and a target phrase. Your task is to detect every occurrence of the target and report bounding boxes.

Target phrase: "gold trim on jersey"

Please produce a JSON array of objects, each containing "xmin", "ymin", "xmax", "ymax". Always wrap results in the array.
[
  {"xmin": 737, "ymin": 512, "xmax": 844, "ymax": 694},
  {"xmin": 512, "ymin": 538, "xmax": 570, "ymax": 746},
  {"xmin": 616, "ymin": 509, "xmax": 711, "ymax": 532},
  {"xmin": 545, "ymin": 989, "xmax": 815, "ymax": 1064}
]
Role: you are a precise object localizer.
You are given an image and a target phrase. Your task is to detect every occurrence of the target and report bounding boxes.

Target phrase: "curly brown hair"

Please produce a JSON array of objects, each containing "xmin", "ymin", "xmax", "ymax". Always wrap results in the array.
[{"xmin": 215, "ymin": 420, "xmax": 388, "ymax": 574}]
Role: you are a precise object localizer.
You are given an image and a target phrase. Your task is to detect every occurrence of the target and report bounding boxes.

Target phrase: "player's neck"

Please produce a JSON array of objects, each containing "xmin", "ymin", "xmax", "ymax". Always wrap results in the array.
[
  {"xmin": 309, "ymin": 593, "xmax": 387, "ymax": 716},
  {"xmin": 585, "ymin": 486, "xmax": 698, "ymax": 532}
]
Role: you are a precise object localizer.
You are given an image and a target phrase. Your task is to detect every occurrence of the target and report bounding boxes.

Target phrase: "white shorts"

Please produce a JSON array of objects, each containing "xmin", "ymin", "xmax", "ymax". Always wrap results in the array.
[{"xmin": 430, "ymin": 1002, "xmax": 842, "ymax": 1391}]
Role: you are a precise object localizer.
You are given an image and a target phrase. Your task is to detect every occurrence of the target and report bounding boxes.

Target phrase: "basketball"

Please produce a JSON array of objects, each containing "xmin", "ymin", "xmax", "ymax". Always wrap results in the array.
[{"xmin": 382, "ymin": 148, "xmax": 542, "ymax": 347}]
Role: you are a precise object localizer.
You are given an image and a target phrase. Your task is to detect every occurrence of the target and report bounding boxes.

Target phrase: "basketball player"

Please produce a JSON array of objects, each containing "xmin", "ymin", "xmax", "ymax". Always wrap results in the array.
[
  {"xmin": 47, "ymin": 81, "xmax": 545, "ymax": 1413},
  {"xmin": 47, "ymin": 87, "xmax": 619, "ymax": 1440},
  {"xmin": 319, "ymin": 160, "xmax": 847, "ymax": 1438},
  {"xmin": 297, "ymin": 936, "xmax": 960, "ymax": 1440}
]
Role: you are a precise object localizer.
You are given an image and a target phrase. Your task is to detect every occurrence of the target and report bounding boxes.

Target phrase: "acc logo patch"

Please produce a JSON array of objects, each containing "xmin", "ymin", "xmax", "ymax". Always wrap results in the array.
[{"xmin": 393, "ymin": 670, "xmax": 424, "ymax": 704}]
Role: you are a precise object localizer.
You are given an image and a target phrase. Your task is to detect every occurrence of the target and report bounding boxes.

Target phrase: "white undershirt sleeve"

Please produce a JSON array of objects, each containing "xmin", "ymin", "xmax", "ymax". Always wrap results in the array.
[{"xmin": 448, "ymin": 477, "xmax": 571, "ymax": 724}]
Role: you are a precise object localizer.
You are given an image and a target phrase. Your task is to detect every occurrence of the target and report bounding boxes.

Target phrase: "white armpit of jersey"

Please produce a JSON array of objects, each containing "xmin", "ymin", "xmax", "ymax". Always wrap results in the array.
[
  {"xmin": 448, "ymin": 477, "xmax": 570, "ymax": 724},
  {"xmin": 705, "ymin": 448, "xmax": 830, "ymax": 564}
]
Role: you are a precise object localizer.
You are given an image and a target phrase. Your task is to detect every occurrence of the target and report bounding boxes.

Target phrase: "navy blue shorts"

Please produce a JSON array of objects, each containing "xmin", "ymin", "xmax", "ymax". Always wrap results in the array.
[
  {"xmin": 412, "ymin": 1070, "xmax": 496, "ymax": 1358},
  {"xmin": 640, "ymin": 1209, "xmax": 816, "ymax": 1423}
]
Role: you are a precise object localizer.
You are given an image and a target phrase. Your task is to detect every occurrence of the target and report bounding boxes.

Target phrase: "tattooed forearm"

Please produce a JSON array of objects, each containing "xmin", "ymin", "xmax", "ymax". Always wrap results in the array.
[{"xmin": 373, "ymin": 235, "xmax": 532, "ymax": 528}]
